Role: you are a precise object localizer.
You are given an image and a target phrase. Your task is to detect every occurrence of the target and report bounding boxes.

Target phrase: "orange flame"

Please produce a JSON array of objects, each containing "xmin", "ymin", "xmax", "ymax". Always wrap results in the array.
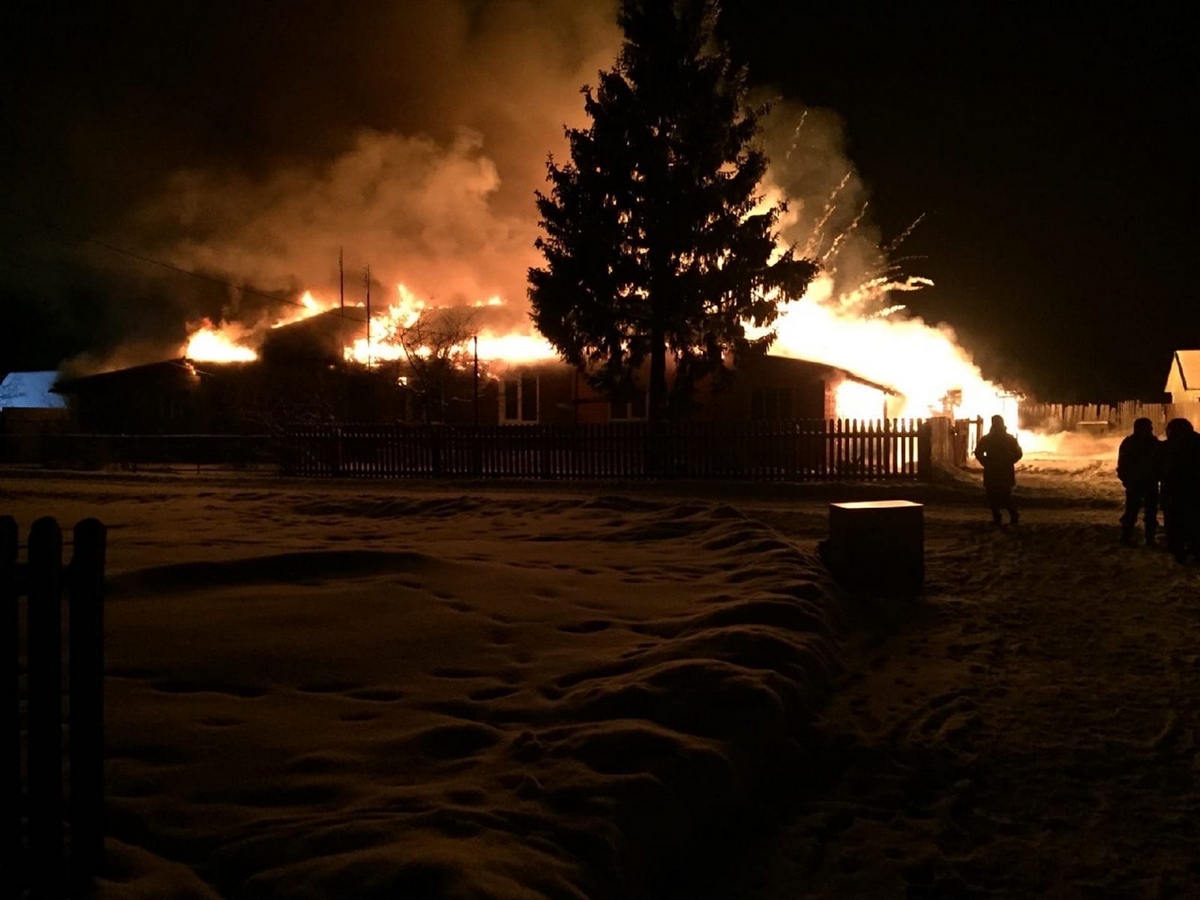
[
  {"xmin": 765, "ymin": 273, "xmax": 1011, "ymax": 423},
  {"xmin": 179, "ymin": 268, "xmax": 1032, "ymax": 445},
  {"xmin": 182, "ymin": 321, "xmax": 257, "ymax": 362},
  {"xmin": 338, "ymin": 284, "xmax": 557, "ymax": 366}
]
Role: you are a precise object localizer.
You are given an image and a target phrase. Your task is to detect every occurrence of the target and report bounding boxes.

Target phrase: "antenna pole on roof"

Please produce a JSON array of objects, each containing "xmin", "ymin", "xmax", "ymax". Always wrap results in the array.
[
  {"xmin": 338, "ymin": 247, "xmax": 345, "ymax": 359},
  {"xmin": 364, "ymin": 265, "xmax": 372, "ymax": 369}
]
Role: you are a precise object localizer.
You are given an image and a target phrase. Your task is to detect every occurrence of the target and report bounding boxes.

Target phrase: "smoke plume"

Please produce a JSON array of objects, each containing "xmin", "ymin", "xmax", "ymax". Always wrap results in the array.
[
  {"xmin": 53, "ymin": 0, "xmax": 900, "ymax": 371},
  {"xmin": 115, "ymin": 0, "xmax": 623, "ymax": 355}
]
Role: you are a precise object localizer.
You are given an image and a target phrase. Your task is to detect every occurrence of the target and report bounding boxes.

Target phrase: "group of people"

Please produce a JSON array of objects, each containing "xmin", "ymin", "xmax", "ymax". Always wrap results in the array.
[
  {"xmin": 1118, "ymin": 416, "xmax": 1200, "ymax": 563},
  {"xmin": 972, "ymin": 413, "xmax": 1200, "ymax": 563}
]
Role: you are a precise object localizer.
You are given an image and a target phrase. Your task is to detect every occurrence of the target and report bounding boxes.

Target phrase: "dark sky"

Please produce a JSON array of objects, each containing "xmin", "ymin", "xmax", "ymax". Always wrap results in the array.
[
  {"xmin": 720, "ymin": 3, "xmax": 1196, "ymax": 400},
  {"xmin": 1, "ymin": 1, "xmax": 1194, "ymax": 400}
]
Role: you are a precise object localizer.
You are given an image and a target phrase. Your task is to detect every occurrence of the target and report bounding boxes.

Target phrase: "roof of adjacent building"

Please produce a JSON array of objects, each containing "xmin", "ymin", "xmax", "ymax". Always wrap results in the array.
[
  {"xmin": 1166, "ymin": 350, "xmax": 1200, "ymax": 393},
  {"xmin": 0, "ymin": 371, "xmax": 68, "ymax": 409}
]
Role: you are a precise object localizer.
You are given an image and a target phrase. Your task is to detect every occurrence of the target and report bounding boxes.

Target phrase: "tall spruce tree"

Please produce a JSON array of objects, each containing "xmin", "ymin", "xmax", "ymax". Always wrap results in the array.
[{"xmin": 528, "ymin": 0, "xmax": 817, "ymax": 420}]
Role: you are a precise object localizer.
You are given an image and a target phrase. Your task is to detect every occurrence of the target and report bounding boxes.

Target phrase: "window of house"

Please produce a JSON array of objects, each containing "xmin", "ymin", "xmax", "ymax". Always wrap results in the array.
[
  {"xmin": 501, "ymin": 373, "xmax": 539, "ymax": 423},
  {"xmin": 750, "ymin": 387, "xmax": 794, "ymax": 420},
  {"xmin": 609, "ymin": 389, "xmax": 648, "ymax": 421},
  {"xmin": 504, "ymin": 380, "xmax": 519, "ymax": 421}
]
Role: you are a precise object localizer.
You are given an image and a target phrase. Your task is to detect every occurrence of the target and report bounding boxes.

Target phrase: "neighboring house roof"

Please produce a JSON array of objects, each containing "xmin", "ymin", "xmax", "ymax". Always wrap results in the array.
[
  {"xmin": 0, "ymin": 371, "xmax": 67, "ymax": 409},
  {"xmin": 742, "ymin": 353, "xmax": 902, "ymax": 396},
  {"xmin": 1165, "ymin": 350, "xmax": 1200, "ymax": 394},
  {"xmin": 51, "ymin": 358, "xmax": 232, "ymax": 394}
]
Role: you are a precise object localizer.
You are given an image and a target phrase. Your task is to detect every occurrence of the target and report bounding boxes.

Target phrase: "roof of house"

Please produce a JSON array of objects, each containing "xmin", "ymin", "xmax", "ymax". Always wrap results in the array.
[
  {"xmin": 51, "ymin": 358, "xmax": 221, "ymax": 393},
  {"xmin": 501, "ymin": 353, "xmax": 903, "ymax": 397},
  {"xmin": 747, "ymin": 353, "xmax": 901, "ymax": 395},
  {"xmin": 1165, "ymin": 350, "xmax": 1200, "ymax": 394},
  {"xmin": 0, "ymin": 371, "xmax": 68, "ymax": 409}
]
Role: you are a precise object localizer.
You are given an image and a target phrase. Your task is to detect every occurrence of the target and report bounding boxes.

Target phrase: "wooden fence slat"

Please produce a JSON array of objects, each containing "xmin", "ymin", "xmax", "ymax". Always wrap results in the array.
[
  {"xmin": 27, "ymin": 517, "xmax": 64, "ymax": 895},
  {"xmin": 1, "ymin": 516, "xmax": 18, "ymax": 885},
  {"xmin": 68, "ymin": 519, "xmax": 107, "ymax": 887},
  {"xmin": 274, "ymin": 418, "xmax": 925, "ymax": 482}
]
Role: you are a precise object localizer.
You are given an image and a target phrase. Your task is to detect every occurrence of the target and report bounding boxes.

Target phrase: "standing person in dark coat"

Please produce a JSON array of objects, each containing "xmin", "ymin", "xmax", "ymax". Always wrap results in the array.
[
  {"xmin": 1117, "ymin": 417, "xmax": 1162, "ymax": 546},
  {"xmin": 1160, "ymin": 417, "xmax": 1200, "ymax": 563},
  {"xmin": 974, "ymin": 414, "xmax": 1024, "ymax": 526}
]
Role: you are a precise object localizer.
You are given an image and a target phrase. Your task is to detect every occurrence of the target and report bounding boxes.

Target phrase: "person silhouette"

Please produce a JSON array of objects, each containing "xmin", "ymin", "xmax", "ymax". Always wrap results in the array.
[
  {"xmin": 1117, "ymin": 417, "xmax": 1161, "ymax": 546},
  {"xmin": 1161, "ymin": 417, "xmax": 1200, "ymax": 563},
  {"xmin": 973, "ymin": 414, "xmax": 1024, "ymax": 526}
]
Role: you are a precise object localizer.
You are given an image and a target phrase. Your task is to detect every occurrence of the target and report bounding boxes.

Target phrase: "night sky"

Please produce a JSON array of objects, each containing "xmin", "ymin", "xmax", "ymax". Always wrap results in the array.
[
  {"xmin": 720, "ymin": 3, "xmax": 1196, "ymax": 401},
  {"xmin": 2, "ymin": 1, "xmax": 1194, "ymax": 400}
]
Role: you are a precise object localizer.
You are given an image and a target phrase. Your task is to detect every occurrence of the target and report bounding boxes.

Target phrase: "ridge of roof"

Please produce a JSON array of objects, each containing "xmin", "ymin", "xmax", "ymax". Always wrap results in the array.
[{"xmin": 1174, "ymin": 349, "xmax": 1200, "ymax": 392}]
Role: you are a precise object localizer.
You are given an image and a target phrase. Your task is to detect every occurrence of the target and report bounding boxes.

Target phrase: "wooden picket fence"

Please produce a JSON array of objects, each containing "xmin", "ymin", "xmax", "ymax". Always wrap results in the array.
[
  {"xmin": 3, "ymin": 516, "xmax": 107, "ymax": 898},
  {"xmin": 1020, "ymin": 400, "xmax": 1200, "ymax": 435},
  {"xmin": 280, "ymin": 419, "xmax": 928, "ymax": 481}
]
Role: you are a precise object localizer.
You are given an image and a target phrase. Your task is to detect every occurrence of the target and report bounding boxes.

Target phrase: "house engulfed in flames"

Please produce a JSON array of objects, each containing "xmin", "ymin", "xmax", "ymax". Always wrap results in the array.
[{"xmin": 50, "ymin": 304, "xmax": 902, "ymax": 435}]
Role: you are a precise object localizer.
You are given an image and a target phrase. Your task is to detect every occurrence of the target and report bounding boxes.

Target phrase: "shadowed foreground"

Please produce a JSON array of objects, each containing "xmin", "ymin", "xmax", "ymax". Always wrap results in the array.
[
  {"xmin": 6, "ymin": 456, "xmax": 1195, "ymax": 898},
  {"xmin": 684, "ymin": 475, "xmax": 1200, "ymax": 898}
]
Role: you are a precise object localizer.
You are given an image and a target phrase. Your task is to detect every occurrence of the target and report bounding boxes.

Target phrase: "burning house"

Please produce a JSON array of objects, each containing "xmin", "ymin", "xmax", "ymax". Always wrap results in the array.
[
  {"xmin": 52, "ymin": 359, "xmax": 218, "ymax": 435},
  {"xmin": 51, "ymin": 315, "xmax": 900, "ymax": 436},
  {"xmin": 51, "ymin": 307, "xmax": 500, "ymax": 434},
  {"xmin": 496, "ymin": 354, "xmax": 898, "ymax": 426},
  {"xmin": 49, "ymin": 270, "xmax": 1017, "ymax": 445}
]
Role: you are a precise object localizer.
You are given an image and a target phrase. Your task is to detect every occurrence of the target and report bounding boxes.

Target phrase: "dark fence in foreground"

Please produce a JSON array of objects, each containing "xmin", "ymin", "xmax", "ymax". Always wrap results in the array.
[
  {"xmin": 279, "ymin": 419, "xmax": 928, "ymax": 481},
  {"xmin": 3, "ymin": 516, "xmax": 108, "ymax": 897}
]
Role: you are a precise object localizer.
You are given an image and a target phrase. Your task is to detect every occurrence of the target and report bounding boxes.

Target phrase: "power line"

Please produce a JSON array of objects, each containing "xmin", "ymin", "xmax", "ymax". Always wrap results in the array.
[{"xmin": 0, "ymin": 203, "xmax": 319, "ymax": 312}]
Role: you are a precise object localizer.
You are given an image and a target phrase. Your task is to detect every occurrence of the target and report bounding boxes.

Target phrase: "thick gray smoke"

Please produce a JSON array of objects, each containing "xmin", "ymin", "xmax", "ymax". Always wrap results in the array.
[
  {"xmin": 78, "ymin": 0, "xmax": 893, "ymax": 370},
  {"xmin": 120, "ymin": 0, "xmax": 622, "ymax": 351},
  {"xmin": 755, "ymin": 96, "xmax": 893, "ymax": 309}
]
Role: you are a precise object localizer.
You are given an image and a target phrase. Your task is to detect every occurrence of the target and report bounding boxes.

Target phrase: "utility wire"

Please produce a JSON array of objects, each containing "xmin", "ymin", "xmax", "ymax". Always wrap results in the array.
[{"xmin": 0, "ymin": 203, "xmax": 324, "ymax": 312}]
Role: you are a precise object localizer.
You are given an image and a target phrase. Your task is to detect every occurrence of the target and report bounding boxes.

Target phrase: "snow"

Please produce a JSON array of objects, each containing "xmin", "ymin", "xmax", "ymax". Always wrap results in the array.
[
  {"xmin": 5, "ymin": 443, "xmax": 1199, "ymax": 898},
  {"xmin": 0, "ymin": 371, "xmax": 66, "ymax": 409}
]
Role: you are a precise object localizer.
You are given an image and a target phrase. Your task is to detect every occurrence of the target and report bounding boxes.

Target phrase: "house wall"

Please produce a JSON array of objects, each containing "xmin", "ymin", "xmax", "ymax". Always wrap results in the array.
[
  {"xmin": 497, "ymin": 364, "xmax": 582, "ymax": 425},
  {"xmin": 0, "ymin": 407, "xmax": 70, "ymax": 462},
  {"xmin": 63, "ymin": 367, "xmax": 205, "ymax": 434},
  {"xmin": 1165, "ymin": 351, "xmax": 1200, "ymax": 405},
  {"xmin": 699, "ymin": 356, "xmax": 840, "ymax": 422},
  {"xmin": 58, "ymin": 353, "xmax": 898, "ymax": 435},
  {"xmin": 494, "ymin": 356, "xmax": 899, "ymax": 425}
]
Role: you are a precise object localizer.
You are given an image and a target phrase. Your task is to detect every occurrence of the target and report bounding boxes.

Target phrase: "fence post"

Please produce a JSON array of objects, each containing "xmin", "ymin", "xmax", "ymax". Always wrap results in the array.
[
  {"xmin": 1, "ymin": 516, "xmax": 18, "ymax": 886},
  {"xmin": 428, "ymin": 425, "xmax": 443, "ymax": 478},
  {"xmin": 69, "ymin": 518, "xmax": 107, "ymax": 888},
  {"xmin": 27, "ymin": 516, "xmax": 64, "ymax": 895},
  {"xmin": 917, "ymin": 419, "xmax": 932, "ymax": 479}
]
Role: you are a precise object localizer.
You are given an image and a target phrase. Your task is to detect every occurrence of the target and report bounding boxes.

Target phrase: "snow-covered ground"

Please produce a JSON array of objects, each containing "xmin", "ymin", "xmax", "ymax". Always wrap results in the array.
[{"xmin": 6, "ymin": 444, "xmax": 1199, "ymax": 898}]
